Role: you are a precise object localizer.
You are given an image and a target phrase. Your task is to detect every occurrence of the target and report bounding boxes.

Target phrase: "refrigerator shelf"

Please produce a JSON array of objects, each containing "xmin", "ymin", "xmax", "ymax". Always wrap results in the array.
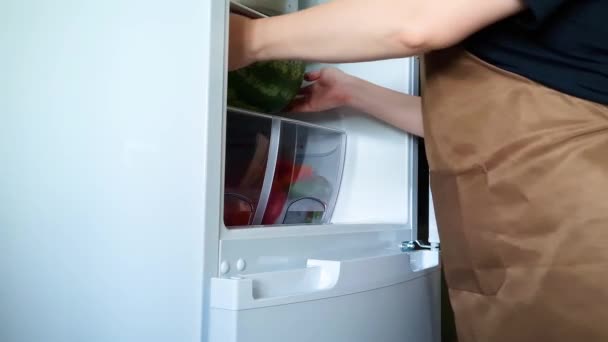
[{"xmin": 230, "ymin": 1, "xmax": 268, "ymax": 18}]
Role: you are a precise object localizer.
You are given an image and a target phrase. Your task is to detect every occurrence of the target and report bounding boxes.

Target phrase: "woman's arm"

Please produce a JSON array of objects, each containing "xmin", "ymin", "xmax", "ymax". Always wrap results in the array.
[
  {"xmin": 346, "ymin": 75, "xmax": 423, "ymax": 137},
  {"xmin": 289, "ymin": 68, "xmax": 423, "ymax": 137},
  {"xmin": 230, "ymin": 0, "xmax": 526, "ymax": 70}
]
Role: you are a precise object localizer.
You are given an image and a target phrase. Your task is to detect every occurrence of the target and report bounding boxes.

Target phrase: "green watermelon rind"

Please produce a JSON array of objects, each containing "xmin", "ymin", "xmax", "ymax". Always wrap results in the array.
[{"xmin": 227, "ymin": 60, "xmax": 306, "ymax": 114}]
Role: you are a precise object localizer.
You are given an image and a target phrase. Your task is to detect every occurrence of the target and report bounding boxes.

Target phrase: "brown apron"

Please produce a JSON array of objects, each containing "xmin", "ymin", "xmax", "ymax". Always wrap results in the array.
[{"xmin": 422, "ymin": 47, "xmax": 608, "ymax": 342}]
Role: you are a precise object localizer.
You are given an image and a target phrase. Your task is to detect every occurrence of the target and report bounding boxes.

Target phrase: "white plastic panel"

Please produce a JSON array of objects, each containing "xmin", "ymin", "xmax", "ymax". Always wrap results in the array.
[
  {"xmin": 209, "ymin": 266, "xmax": 441, "ymax": 342},
  {"xmin": 1, "ymin": 1, "xmax": 224, "ymax": 342},
  {"xmin": 211, "ymin": 250, "xmax": 439, "ymax": 309},
  {"xmin": 219, "ymin": 228, "xmax": 411, "ymax": 277}
]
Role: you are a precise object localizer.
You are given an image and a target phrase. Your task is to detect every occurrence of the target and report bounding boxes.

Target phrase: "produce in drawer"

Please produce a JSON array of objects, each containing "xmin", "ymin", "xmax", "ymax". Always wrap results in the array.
[
  {"xmin": 262, "ymin": 160, "xmax": 331, "ymax": 225},
  {"xmin": 239, "ymin": 133, "xmax": 270, "ymax": 188},
  {"xmin": 224, "ymin": 194, "xmax": 254, "ymax": 226},
  {"xmin": 277, "ymin": 160, "xmax": 314, "ymax": 184},
  {"xmin": 289, "ymin": 175, "xmax": 332, "ymax": 200},
  {"xmin": 262, "ymin": 159, "xmax": 301, "ymax": 224},
  {"xmin": 262, "ymin": 184, "xmax": 288, "ymax": 225},
  {"xmin": 224, "ymin": 133, "xmax": 270, "ymax": 227},
  {"xmin": 227, "ymin": 60, "xmax": 306, "ymax": 113}
]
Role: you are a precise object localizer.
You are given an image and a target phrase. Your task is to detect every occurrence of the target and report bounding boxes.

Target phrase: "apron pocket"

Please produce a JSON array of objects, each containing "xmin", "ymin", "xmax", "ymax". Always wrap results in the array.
[{"xmin": 431, "ymin": 167, "xmax": 506, "ymax": 296}]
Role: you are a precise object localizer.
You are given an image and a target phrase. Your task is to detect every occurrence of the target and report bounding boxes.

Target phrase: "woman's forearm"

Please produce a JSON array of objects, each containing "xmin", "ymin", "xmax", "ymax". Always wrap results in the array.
[
  {"xmin": 246, "ymin": 0, "xmax": 525, "ymax": 64},
  {"xmin": 250, "ymin": 0, "xmax": 422, "ymax": 64},
  {"xmin": 345, "ymin": 76, "xmax": 423, "ymax": 137}
]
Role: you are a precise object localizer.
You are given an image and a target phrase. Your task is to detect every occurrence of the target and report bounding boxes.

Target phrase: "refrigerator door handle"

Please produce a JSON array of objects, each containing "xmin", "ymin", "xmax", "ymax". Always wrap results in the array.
[{"xmin": 210, "ymin": 250, "xmax": 440, "ymax": 310}]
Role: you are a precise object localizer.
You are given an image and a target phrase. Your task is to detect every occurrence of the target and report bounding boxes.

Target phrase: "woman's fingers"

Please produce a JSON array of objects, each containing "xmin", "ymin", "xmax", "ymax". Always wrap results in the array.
[
  {"xmin": 286, "ymin": 96, "xmax": 313, "ymax": 113},
  {"xmin": 304, "ymin": 70, "xmax": 322, "ymax": 82},
  {"xmin": 297, "ymin": 84, "xmax": 315, "ymax": 96}
]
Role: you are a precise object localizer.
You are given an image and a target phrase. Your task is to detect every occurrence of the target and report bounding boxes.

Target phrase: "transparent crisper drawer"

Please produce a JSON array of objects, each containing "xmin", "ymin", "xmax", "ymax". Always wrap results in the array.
[
  {"xmin": 224, "ymin": 111, "xmax": 273, "ymax": 227},
  {"xmin": 224, "ymin": 108, "xmax": 346, "ymax": 228},
  {"xmin": 262, "ymin": 121, "xmax": 345, "ymax": 225}
]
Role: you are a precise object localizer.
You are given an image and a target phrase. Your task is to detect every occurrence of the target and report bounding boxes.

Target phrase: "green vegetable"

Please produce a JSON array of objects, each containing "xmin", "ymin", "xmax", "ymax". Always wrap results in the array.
[
  {"xmin": 289, "ymin": 175, "xmax": 333, "ymax": 200},
  {"xmin": 227, "ymin": 60, "xmax": 306, "ymax": 113}
]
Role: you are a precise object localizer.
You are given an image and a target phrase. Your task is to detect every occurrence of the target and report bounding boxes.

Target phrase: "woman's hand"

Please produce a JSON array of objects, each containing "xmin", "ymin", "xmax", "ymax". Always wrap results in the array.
[
  {"xmin": 290, "ymin": 67, "xmax": 424, "ymax": 137},
  {"xmin": 228, "ymin": 14, "xmax": 257, "ymax": 71},
  {"xmin": 288, "ymin": 67, "xmax": 355, "ymax": 113}
]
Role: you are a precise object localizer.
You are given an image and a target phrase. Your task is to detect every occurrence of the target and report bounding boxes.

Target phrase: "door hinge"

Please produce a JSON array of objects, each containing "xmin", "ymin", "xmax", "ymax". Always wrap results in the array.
[{"xmin": 400, "ymin": 240, "xmax": 440, "ymax": 252}]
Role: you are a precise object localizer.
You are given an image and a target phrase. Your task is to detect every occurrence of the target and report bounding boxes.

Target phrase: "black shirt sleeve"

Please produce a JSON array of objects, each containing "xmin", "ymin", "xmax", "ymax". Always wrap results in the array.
[{"xmin": 517, "ymin": 0, "xmax": 569, "ymax": 28}]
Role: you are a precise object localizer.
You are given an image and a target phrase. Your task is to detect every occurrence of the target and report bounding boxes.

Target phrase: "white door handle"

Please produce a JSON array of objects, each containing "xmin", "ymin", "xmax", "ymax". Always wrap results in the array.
[{"xmin": 210, "ymin": 250, "xmax": 440, "ymax": 310}]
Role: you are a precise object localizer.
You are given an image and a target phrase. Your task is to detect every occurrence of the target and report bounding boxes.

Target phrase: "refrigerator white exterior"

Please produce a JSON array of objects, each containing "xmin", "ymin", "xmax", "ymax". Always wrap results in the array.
[
  {"xmin": 3, "ymin": 1, "xmax": 441, "ymax": 342},
  {"xmin": 2, "ymin": 1, "xmax": 225, "ymax": 341}
]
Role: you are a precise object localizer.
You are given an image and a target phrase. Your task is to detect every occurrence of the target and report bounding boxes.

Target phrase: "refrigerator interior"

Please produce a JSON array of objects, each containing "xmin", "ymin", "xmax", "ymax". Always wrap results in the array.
[{"xmin": 210, "ymin": 2, "xmax": 442, "ymax": 342}]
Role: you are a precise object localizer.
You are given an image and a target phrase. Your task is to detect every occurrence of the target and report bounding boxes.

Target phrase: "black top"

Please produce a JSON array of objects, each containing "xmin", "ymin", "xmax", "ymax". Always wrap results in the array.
[{"xmin": 465, "ymin": 0, "xmax": 608, "ymax": 105}]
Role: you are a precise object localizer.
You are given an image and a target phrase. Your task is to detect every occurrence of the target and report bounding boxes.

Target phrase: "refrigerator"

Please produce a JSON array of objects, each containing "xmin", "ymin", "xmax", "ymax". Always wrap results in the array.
[{"xmin": 1, "ymin": 1, "xmax": 441, "ymax": 342}]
